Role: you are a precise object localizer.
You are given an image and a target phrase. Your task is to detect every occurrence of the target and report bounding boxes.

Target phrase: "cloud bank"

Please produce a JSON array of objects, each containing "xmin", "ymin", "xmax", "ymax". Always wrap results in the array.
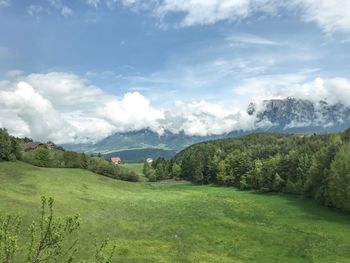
[
  {"xmin": 15, "ymin": 0, "xmax": 349, "ymax": 34},
  {"xmin": 169, "ymin": 0, "xmax": 350, "ymax": 34},
  {"xmin": 234, "ymin": 75, "xmax": 350, "ymax": 106},
  {"xmin": 1, "ymin": 72, "xmax": 350, "ymax": 144},
  {"xmin": 115, "ymin": 0, "xmax": 350, "ymax": 34}
]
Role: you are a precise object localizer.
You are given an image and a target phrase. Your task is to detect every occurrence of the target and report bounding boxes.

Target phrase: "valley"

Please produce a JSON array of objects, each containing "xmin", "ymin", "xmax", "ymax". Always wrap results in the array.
[
  {"xmin": 1, "ymin": 3, "xmax": 350, "ymax": 262},
  {"xmin": 1, "ymin": 161, "xmax": 350, "ymax": 262},
  {"xmin": 62, "ymin": 98, "xmax": 350, "ymax": 163}
]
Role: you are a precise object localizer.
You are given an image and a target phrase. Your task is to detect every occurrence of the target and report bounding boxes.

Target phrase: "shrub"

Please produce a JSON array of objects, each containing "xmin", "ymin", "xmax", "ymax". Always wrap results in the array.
[
  {"xmin": 123, "ymin": 172, "xmax": 139, "ymax": 182},
  {"xmin": 148, "ymin": 173, "xmax": 156, "ymax": 182},
  {"xmin": 0, "ymin": 129, "xmax": 20, "ymax": 162},
  {"xmin": 0, "ymin": 215, "xmax": 21, "ymax": 263},
  {"xmin": 0, "ymin": 197, "xmax": 118, "ymax": 262},
  {"xmin": 33, "ymin": 147, "xmax": 50, "ymax": 167}
]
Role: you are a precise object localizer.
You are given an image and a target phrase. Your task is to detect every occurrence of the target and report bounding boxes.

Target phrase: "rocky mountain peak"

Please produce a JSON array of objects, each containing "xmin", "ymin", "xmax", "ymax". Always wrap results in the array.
[{"xmin": 250, "ymin": 98, "xmax": 350, "ymax": 131}]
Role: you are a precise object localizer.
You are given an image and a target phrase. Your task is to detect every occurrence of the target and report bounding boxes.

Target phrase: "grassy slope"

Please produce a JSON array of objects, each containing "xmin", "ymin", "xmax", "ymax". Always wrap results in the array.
[
  {"xmin": 119, "ymin": 163, "xmax": 148, "ymax": 182},
  {"xmin": 0, "ymin": 162, "xmax": 350, "ymax": 263},
  {"xmin": 120, "ymin": 163, "xmax": 144, "ymax": 175}
]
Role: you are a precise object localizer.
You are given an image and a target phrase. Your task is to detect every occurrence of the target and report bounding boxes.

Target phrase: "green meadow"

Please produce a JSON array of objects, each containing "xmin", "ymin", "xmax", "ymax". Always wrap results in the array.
[
  {"xmin": 120, "ymin": 163, "xmax": 144, "ymax": 175},
  {"xmin": 1, "ymin": 161, "xmax": 350, "ymax": 263}
]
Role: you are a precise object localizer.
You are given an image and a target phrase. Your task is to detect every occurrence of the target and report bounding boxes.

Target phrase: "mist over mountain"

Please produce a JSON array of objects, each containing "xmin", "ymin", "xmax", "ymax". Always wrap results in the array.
[
  {"xmin": 62, "ymin": 97, "xmax": 350, "ymax": 161},
  {"xmin": 249, "ymin": 97, "xmax": 350, "ymax": 132},
  {"xmin": 62, "ymin": 129, "xmax": 248, "ymax": 156}
]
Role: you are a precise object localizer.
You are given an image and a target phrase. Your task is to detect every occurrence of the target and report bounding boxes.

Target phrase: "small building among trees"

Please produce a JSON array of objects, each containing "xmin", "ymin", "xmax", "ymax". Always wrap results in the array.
[
  {"xmin": 111, "ymin": 157, "xmax": 122, "ymax": 164},
  {"xmin": 24, "ymin": 142, "xmax": 45, "ymax": 152}
]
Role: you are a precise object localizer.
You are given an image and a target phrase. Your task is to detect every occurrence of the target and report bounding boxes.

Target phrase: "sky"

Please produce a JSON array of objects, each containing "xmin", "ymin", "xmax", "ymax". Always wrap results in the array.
[{"xmin": 0, "ymin": 0, "xmax": 350, "ymax": 143}]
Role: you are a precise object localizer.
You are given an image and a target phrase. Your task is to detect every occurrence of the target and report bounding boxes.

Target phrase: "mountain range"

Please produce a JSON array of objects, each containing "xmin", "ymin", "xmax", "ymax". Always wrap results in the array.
[
  {"xmin": 250, "ymin": 97, "xmax": 350, "ymax": 132},
  {"xmin": 62, "ymin": 97, "xmax": 350, "ymax": 162}
]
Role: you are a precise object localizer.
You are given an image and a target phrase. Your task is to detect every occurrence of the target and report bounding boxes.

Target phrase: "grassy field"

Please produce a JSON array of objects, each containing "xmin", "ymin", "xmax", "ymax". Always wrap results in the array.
[
  {"xmin": 1, "ymin": 161, "xmax": 350, "ymax": 262},
  {"xmin": 119, "ymin": 163, "xmax": 147, "ymax": 182},
  {"xmin": 120, "ymin": 163, "xmax": 144, "ymax": 175}
]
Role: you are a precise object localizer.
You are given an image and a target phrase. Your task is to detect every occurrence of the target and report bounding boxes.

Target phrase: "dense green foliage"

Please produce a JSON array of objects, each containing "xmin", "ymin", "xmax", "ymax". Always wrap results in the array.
[
  {"xmin": 0, "ymin": 129, "xmax": 21, "ymax": 162},
  {"xmin": 1, "ymin": 162, "xmax": 350, "ymax": 262},
  {"xmin": 328, "ymin": 144, "xmax": 350, "ymax": 212},
  {"xmin": 0, "ymin": 215, "xmax": 21, "ymax": 262},
  {"xmin": 161, "ymin": 129, "xmax": 350, "ymax": 213},
  {"xmin": 0, "ymin": 196, "xmax": 116, "ymax": 263},
  {"xmin": 0, "ymin": 128, "xmax": 138, "ymax": 182},
  {"xmin": 22, "ymin": 149, "xmax": 139, "ymax": 182},
  {"xmin": 27, "ymin": 196, "xmax": 81, "ymax": 263}
]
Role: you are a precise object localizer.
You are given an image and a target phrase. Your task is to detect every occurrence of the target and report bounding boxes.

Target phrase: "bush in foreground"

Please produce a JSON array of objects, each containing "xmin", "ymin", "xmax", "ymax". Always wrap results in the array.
[{"xmin": 0, "ymin": 197, "xmax": 117, "ymax": 263}]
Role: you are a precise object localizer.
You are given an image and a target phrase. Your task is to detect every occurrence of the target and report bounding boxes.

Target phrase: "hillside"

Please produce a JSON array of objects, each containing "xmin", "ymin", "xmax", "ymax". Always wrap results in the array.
[
  {"xmin": 1, "ymin": 162, "xmax": 350, "ymax": 262},
  {"xmin": 168, "ymin": 129, "xmax": 350, "ymax": 213},
  {"xmin": 61, "ymin": 129, "xmax": 241, "ymax": 154}
]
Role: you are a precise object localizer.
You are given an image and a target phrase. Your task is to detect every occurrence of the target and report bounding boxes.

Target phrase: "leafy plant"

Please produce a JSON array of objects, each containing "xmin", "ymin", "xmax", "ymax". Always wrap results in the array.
[
  {"xmin": 27, "ymin": 196, "xmax": 81, "ymax": 263},
  {"xmin": 0, "ymin": 197, "xmax": 119, "ymax": 263},
  {"xmin": 0, "ymin": 215, "xmax": 21, "ymax": 263}
]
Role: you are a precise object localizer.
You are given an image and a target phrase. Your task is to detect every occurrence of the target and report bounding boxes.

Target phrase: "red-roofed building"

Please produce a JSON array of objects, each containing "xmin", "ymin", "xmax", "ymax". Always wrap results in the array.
[{"xmin": 111, "ymin": 157, "xmax": 122, "ymax": 164}]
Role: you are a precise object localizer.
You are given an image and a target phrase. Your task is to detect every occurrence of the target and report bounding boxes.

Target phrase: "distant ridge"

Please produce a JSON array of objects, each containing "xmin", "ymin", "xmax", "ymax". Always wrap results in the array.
[{"xmin": 62, "ymin": 97, "xmax": 350, "ymax": 161}]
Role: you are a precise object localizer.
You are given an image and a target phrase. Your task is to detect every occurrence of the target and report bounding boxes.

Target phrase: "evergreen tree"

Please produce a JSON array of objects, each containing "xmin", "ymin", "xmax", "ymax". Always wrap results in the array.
[
  {"xmin": 155, "ymin": 163, "xmax": 166, "ymax": 181},
  {"xmin": 143, "ymin": 162, "xmax": 155, "ymax": 179},
  {"xmin": 272, "ymin": 173, "xmax": 285, "ymax": 192},
  {"xmin": 328, "ymin": 143, "xmax": 350, "ymax": 212},
  {"xmin": 217, "ymin": 160, "xmax": 229, "ymax": 186},
  {"xmin": 171, "ymin": 163, "xmax": 181, "ymax": 180},
  {"xmin": 80, "ymin": 153, "xmax": 88, "ymax": 169},
  {"xmin": 0, "ymin": 129, "xmax": 12, "ymax": 161},
  {"xmin": 249, "ymin": 159, "xmax": 263, "ymax": 189},
  {"xmin": 33, "ymin": 147, "xmax": 50, "ymax": 167},
  {"xmin": 180, "ymin": 150, "xmax": 196, "ymax": 181},
  {"xmin": 239, "ymin": 175, "xmax": 248, "ymax": 190}
]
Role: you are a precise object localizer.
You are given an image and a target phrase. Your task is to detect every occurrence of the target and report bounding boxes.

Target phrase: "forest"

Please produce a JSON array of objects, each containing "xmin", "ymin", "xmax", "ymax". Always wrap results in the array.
[
  {"xmin": 2, "ymin": 126, "xmax": 350, "ymax": 213},
  {"xmin": 144, "ymin": 129, "xmax": 350, "ymax": 213},
  {"xmin": 2, "ymin": 127, "xmax": 350, "ymax": 261}
]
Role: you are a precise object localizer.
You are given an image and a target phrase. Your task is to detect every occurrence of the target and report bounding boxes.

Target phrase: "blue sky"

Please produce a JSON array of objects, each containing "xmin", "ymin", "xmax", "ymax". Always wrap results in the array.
[{"xmin": 1, "ymin": 0, "xmax": 350, "ymax": 142}]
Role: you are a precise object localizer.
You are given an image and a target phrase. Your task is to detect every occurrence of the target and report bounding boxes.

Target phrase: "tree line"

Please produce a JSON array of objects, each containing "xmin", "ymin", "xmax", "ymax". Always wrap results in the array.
[
  {"xmin": 147, "ymin": 129, "xmax": 350, "ymax": 213},
  {"xmin": 0, "ymin": 128, "xmax": 138, "ymax": 182}
]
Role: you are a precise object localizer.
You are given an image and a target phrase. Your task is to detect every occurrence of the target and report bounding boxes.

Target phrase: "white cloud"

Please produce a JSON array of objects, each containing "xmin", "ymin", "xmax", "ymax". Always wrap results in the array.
[
  {"xmin": 86, "ymin": 0, "xmax": 100, "ymax": 9},
  {"xmin": 106, "ymin": 0, "xmax": 155, "ymax": 11},
  {"xmin": 1, "ymin": 72, "xmax": 350, "ymax": 143},
  {"xmin": 0, "ymin": 73, "xmax": 165, "ymax": 143},
  {"xmin": 155, "ymin": 0, "xmax": 280, "ymax": 27},
  {"xmin": 117, "ymin": 0, "xmax": 350, "ymax": 34},
  {"xmin": 47, "ymin": 0, "xmax": 73, "ymax": 17},
  {"xmin": 27, "ymin": 5, "xmax": 44, "ymax": 17},
  {"xmin": 0, "ymin": 82, "xmax": 71, "ymax": 142},
  {"xmin": 234, "ymin": 74, "xmax": 350, "ymax": 107},
  {"xmin": 20, "ymin": 0, "xmax": 350, "ymax": 33},
  {"xmin": 164, "ymin": 100, "xmax": 255, "ymax": 136},
  {"xmin": 233, "ymin": 73, "xmax": 308, "ymax": 100},
  {"xmin": 6, "ymin": 70, "xmax": 24, "ymax": 78},
  {"xmin": 0, "ymin": 0, "xmax": 10, "ymax": 7},
  {"xmin": 61, "ymin": 5, "xmax": 73, "ymax": 17},
  {"xmin": 48, "ymin": 0, "xmax": 62, "ymax": 9},
  {"xmin": 23, "ymin": 72, "xmax": 106, "ymax": 110},
  {"xmin": 294, "ymin": 77, "xmax": 350, "ymax": 106},
  {"xmin": 98, "ymin": 92, "xmax": 164, "ymax": 133},
  {"xmin": 227, "ymin": 34, "xmax": 281, "ymax": 46},
  {"xmin": 290, "ymin": 0, "xmax": 350, "ymax": 34}
]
